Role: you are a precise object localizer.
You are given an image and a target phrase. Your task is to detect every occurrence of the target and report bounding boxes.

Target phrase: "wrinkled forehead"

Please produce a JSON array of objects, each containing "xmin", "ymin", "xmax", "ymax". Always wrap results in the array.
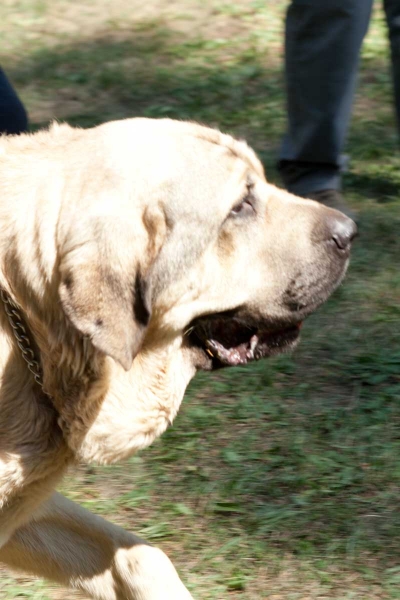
[
  {"xmin": 117, "ymin": 117, "xmax": 264, "ymax": 175},
  {"xmin": 155, "ymin": 131, "xmax": 265, "ymax": 219},
  {"xmin": 102, "ymin": 119, "xmax": 265, "ymax": 219}
]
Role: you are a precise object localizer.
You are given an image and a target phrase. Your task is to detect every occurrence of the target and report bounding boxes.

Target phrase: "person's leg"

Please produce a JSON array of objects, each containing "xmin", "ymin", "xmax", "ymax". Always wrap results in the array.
[
  {"xmin": 0, "ymin": 68, "xmax": 28, "ymax": 135},
  {"xmin": 384, "ymin": 0, "xmax": 400, "ymax": 136},
  {"xmin": 279, "ymin": 0, "xmax": 372, "ymax": 199}
]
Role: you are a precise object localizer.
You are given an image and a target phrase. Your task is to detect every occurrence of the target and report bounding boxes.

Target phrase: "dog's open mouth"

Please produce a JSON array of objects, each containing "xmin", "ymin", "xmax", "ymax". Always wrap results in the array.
[{"xmin": 188, "ymin": 314, "xmax": 302, "ymax": 368}]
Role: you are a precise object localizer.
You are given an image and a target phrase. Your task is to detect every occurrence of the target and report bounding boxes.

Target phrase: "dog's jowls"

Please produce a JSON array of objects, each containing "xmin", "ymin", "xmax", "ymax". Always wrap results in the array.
[{"xmin": 0, "ymin": 118, "xmax": 356, "ymax": 599}]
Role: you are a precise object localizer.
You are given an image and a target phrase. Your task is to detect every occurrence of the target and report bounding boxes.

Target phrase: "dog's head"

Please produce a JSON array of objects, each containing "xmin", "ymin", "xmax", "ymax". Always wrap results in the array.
[{"xmin": 56, "ymin": 118, "xmax": 356, "ymax": 374}]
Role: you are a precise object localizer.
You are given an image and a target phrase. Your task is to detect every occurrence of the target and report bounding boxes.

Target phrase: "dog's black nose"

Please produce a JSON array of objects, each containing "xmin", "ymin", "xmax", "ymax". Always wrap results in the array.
[{"xmin": 326, "ymin": 213, "xmax": 358, "ymax": 252}]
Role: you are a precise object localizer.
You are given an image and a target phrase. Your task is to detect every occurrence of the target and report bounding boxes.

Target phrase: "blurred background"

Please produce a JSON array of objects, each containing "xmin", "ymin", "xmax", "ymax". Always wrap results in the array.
[{"xmin": 1, "ymin": 1, "xmax": 400, "ymax": 598}]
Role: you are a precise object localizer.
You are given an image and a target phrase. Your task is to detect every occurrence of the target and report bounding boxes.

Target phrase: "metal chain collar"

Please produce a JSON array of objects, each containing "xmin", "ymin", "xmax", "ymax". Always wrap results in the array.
[{"xmin": 0, "ymin": 289, "xmax": 48, "ymax": 394}]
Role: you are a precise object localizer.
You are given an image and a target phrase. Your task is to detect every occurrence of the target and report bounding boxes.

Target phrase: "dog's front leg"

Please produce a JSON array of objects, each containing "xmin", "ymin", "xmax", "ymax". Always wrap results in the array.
[{"xmin": 0, "ymin": 492, "xmax": 193, "ymax": 600}]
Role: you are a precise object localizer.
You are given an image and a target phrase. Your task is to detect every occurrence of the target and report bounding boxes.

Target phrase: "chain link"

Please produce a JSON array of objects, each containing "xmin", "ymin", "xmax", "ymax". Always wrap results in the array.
[{"xmin": 1, "ymin": 289, "xmax": 50, "ymax": 395}]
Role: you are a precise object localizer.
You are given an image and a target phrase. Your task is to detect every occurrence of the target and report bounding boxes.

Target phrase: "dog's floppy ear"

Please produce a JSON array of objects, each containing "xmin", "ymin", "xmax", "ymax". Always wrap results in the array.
[{"xmin": 58, "ymin": 219, "xmax": 151, "ymax": 371}]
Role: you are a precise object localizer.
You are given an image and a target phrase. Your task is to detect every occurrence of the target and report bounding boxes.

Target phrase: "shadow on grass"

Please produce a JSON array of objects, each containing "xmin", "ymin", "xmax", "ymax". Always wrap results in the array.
[{"xmin": 8, "ymin": 26, "xmax": 285, "ymax": 139}]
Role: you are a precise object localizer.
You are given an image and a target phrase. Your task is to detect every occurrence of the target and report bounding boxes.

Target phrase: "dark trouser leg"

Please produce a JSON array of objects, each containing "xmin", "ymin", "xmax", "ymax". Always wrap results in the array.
[
  {"xmin": 0, "ymin": 68, "xmax": 28, "ymax": 135},
  {"xmin": 279, "ymin": 0, "xmax": 372, "ymax": 196},
  {"xmin": 384, "ymin": 0, "xmax": 400, "ymax": 137}
]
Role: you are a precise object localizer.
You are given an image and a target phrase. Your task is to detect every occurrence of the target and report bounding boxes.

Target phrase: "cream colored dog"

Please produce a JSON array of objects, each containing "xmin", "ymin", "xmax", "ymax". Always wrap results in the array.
[{"xmin": 0, "ymin": 118, "xmax": 356, "ymax": 599}]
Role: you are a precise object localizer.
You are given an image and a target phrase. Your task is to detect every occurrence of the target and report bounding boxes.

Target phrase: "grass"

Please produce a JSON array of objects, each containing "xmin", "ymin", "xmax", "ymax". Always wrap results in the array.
[{"xmin": 1, "ymin": 1, "xmax": 400, "ymax": 598}]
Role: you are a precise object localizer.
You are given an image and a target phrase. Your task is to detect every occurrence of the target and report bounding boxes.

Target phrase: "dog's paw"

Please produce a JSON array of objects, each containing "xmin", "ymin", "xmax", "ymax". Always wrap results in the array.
[{"xmin": 114, "ymin": 544, "xmax": 193, "ymax": 600}]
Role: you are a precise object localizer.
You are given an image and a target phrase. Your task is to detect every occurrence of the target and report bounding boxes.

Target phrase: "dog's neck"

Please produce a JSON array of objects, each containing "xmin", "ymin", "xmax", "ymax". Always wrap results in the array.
[
  {"xmin": 0, "ymin": 269, "xmax": 194, "ymax": 466},
  {"xmin": 0, "ymin": 248, "xmax": 193, "ymax": 469}
]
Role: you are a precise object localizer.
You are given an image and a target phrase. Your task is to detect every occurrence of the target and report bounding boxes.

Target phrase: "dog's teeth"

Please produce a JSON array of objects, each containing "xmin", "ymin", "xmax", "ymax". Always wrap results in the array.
[
  {"xmin": 246, "ymin": 335, "xmax": 258, "ymax": 360},
  {"xmin": 250, "ymin": 335, "xmax": 258, "ymax": 352}
]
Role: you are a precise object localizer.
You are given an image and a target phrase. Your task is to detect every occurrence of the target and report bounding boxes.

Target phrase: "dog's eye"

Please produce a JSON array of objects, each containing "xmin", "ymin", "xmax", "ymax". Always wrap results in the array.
[{"xmin": 230, "ymin": 195, "xmax": 255, "ymax": 217}]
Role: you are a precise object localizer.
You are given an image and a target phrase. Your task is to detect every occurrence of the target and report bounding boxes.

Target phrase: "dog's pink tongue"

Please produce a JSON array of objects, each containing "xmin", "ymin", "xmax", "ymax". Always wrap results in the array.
[{"xmin": 206, "ymin": 336, "xmax": 257, "ymax": 366}]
